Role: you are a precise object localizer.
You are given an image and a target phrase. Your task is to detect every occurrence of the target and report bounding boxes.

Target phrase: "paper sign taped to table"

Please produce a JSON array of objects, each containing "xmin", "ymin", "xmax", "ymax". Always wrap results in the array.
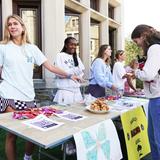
[
  {"xmin": 121, "ymin": 107, "xmax": 150, "ymax": 160},
  {"xmin": 54, "ymin": 111, "xmax": 86, "ymax": 121},
  {"xmin": 74, "ymin": 119, "xmax": 122, "ymax": 160},
  {"xmin": 23, "ymin": 114, "xmax": 63, "ymax": 131}
]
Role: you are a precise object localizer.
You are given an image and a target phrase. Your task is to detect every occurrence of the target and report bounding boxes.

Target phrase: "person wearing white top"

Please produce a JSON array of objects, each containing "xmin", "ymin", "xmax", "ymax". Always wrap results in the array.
[
  {"xmin": 131, "ymin": 24, "xmax": 160, "ymax": 160},
  {"xmin": 54, "ymin": 37, "xmax": 85, "ymax": 105},
  {"xmin": 113, "ymin": 50, "xmax": 136, "ymax": 93},
  {"xmin": 0, "ymin": 15, "xmax": 80, "ymax": 160}
]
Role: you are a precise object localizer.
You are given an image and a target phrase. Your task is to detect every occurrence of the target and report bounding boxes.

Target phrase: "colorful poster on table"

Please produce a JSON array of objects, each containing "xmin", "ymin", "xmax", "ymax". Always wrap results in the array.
[
  {"xmin": 121, "ymin": 106, "xmax": 150, "ymax": 160},
  {"xmin": 73, "ymin": 119, "xmax": 122, "ymax": 160}
]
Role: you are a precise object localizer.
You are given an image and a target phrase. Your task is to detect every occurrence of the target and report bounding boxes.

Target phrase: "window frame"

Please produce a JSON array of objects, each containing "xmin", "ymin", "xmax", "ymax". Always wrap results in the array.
[
  {"xmin": 108, "ymin": 4, "xmax": 115, "ymax": 19},
  {"xmin": 65, "ymin": 8, "xmax": 81, "ymax": 56},
  {"xmin": 13, "ymin": 0, "xmax": 42, "ymax": 79},
  {"xmin": 90, "ymin": 0, "xmax": 99, "ymax": 11}
]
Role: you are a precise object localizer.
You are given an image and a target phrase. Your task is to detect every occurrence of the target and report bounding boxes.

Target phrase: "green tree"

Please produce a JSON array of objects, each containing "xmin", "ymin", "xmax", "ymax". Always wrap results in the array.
[
  {"xmin": 125, "ymin": 38, "xmax": 142, "ymax": 65},
  {"xmin": 125, "ymin": 38, "xmax": 143, "ymax": 89}
]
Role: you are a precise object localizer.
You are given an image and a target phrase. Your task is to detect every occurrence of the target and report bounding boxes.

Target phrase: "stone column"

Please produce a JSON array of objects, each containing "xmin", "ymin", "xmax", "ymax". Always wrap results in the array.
[
  {"xmin": 41, "ymin": 0, "xmax": 65, "ymax": 87},
  {"xmin": 2, "ymin": 0, "xmax": 12, "ymax": 34},
  {"xmin": 80, "ymin": 10, "xmax": 90, "ymax": 79}
]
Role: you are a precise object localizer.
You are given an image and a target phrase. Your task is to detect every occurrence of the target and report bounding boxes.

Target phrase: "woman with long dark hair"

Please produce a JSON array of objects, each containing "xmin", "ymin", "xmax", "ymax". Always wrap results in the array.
[
  {"xmin": 87, "ymin": 44, "xmax": 117, "ymax": 98},
  {"xmin": 131, "ymin": 24, "xmax": 160, "ymax": 159},
  {"xmin": 54, "ymin": 37, "xmax": 85, "ymax": 104}
]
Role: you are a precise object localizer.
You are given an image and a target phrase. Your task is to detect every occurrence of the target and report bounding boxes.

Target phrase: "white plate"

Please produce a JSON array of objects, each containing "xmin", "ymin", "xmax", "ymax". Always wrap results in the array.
[{"xmin": 85, "ymin": 105, "xmax": 110, "ymax": 114}]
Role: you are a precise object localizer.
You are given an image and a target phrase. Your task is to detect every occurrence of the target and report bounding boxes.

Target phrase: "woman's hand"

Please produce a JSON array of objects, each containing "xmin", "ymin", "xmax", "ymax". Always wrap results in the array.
[
  {"xmin": 71, "ymin": 75, "xmax": 84, "ymax": 83},
  {"xmin": 111, "ymin": 85, "xmax": 117, "ymax": 92}
]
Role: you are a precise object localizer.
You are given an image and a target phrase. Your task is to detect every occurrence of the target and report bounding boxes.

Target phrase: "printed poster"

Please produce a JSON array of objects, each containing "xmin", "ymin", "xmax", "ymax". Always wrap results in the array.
[
  {"xmin": 54, "ymin": 111, "xmax": 86, "ymax": 121},
  {"xmin": 74, "ymin": 119, "xmax": 122, "ymax": 160},
  {"xmin": 23, "ymin": 114, "xmax": 63, "ymax": 131},
  {"xmin": 121, "ymin": 106, "xmax": 150, "ymax": 160}
]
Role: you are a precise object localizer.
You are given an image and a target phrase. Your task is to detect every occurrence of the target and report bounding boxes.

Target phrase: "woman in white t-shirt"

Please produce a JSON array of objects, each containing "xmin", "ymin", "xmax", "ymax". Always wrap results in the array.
[
  {"xmin": 113, "ymin": 50, "xmax": 136, "ymax": 94},
  {"xmin": 0, "ymin": 14, "xmax": 80, "ymax": 160},
  {"xmin": 54, "ymin": 37, "xmax": 85, "ymax": 105}
]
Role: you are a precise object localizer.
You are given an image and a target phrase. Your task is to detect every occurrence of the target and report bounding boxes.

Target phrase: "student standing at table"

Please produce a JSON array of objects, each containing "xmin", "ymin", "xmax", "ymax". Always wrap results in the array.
[
  {"xmin": 53, "ymin": 37, "xmax": 85, "ymax": 105},
  {"xmin": 113, "ymin": 50, "xmax": 137, "ymax": 94},
  {"xmin": 53, "ymin": 37, "xmax": 84, "ymax": 155},
  {"xmin": 87, "ymin": 44, "xmax": 117, "ymax": 98},
  {"xmin": 124, "ymin": 59, "xmax": 139, "ymax": 92},
  {"xmin": 131, "ymin": 24, "xmax": 160, "ymax": 160},
  {"xmin": 0, "ymin": 14, "xmax": 79, "ymax": 160}
]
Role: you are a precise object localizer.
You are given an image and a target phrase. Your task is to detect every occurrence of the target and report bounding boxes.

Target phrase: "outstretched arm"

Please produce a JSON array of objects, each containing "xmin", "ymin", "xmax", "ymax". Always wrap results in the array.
[
  {"xmin": 42, "ymin": 60, "xmax": 80, "ymax": 81},
  {"xmin": 125, "ymin": 74, "xmax": 137, "ymax": 92}
]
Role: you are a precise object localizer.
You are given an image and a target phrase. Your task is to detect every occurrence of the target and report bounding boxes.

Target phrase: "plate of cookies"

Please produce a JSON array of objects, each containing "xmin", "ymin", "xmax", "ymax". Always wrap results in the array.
[{"xmin": 86, "ymin": 98, "xmax": 110, "ymax": 114}]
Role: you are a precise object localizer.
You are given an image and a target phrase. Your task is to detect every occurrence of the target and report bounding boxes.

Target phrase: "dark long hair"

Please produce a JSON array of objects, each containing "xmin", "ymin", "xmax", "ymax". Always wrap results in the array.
[
  {"xmin": 131, "ymin": 24, "xmax": 160, "ymax": 56},
  {"xmin": 61, "ymin": 37, "xmax": 78, "ymax": 66},
  {"xmin": 94, "ymin": 44, "xmax": 111, "ymax": 64}
]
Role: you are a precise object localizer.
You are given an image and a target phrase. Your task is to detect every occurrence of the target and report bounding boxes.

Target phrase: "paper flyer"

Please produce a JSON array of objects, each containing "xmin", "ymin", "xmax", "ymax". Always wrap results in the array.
[
  {"xmin": 54, "ymin": 111, "xmax": 86, "ymax": 121},
  {"xmin": 121, "ymin": 107, "xmax": 150, "ymax": 159},
  {"xmin": 23, "ymin": 114, "xmax": 63, "ymax": 131}
]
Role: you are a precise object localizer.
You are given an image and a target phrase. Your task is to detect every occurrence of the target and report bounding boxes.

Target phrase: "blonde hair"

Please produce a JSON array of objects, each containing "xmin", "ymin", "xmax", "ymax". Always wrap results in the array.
[
  {"xmin": 129, "ymin": 59, "xmax": 138, "ymax": 69},
  {"xmin": 1, "ymin": 14, "xmax": 30, "ymax": 44}
]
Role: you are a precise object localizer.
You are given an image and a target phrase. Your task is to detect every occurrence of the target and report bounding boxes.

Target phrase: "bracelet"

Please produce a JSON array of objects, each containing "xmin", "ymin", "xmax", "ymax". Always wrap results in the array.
[{"xmin": 66, "ymin": 74, "xmax": 72, "ymax": 79}]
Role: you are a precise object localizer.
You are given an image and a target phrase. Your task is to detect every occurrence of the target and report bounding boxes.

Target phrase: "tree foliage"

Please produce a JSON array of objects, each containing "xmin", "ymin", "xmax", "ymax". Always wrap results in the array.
[
  {"xmin": 125, "ymin": 38, "xmax": 144, "ymax": 89},
  {"xmin": 124, "ymin": 38, "xmax": 142, "ymax": 65}
]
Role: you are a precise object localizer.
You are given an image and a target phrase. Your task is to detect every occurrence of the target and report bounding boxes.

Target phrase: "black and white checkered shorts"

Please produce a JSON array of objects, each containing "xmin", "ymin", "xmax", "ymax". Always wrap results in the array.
[{"xmin": 0, "ymin": 96, "xmax": 37, "ymax": 113}]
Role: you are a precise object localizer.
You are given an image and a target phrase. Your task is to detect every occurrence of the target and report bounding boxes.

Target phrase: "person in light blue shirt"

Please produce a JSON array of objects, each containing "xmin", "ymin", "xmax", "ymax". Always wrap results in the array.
[{"xmin": 87, "ymin": 44, "xmax": 117, "ymax": 98}]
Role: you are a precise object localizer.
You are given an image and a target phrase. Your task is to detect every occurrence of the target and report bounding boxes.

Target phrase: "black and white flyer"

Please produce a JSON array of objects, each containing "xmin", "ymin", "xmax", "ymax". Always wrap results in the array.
[{"xmin": 23, "ymin": 114, "xmax": 63, "ymax": 131}]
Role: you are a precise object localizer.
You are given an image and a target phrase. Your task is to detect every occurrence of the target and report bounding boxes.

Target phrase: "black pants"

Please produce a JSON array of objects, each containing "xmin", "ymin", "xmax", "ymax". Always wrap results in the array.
[{"xmin": 87, "ymin": 84, "xmax": 105, "ymax": 98}]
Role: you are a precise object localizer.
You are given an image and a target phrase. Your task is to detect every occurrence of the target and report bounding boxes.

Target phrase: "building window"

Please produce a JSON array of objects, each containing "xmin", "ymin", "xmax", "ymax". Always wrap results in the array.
[
  {"xmin": 67, "ymin": 33, "xmax": 72, "ymax": 37},
  {"xmin": 90, "ymin": 0, "xmax": 99, "ymax": 11},
  {"xmin": 65, "ymin": 9, "xmax": 80, "ymax": 55},
  {"xmin": 90, "ymin": 19, "xmax": 100, "ymax": 62},
  {"xmin": 0, "ymin": 0, "xmax": 2, "ymax": 41},
  {"xmin": 13, "ymin": 0, "xmax": 42, "ymax": 79},
  {"xmin": 108, "ymin": 4, "xmax": 114, "ymax": 19},
  {"xmin": 109, "ymin": 27, "xmax": 117, "ymax": 68},
  {"xmin": 74, "ymin": 33, "xmax": 79, "ymax": 41},
  {"xmin": 72, "ymin": 19, "xmax": 76, "ymax": 27},
  {"xmin": 20, "ymin": 9, "xmax": 38, "ymax": 45}
]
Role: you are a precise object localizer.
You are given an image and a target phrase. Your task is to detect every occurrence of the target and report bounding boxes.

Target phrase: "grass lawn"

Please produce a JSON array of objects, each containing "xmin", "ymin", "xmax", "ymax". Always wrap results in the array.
[{"xmin": 0, "ymin": 129, "xmax": 76, "ymax": 160}]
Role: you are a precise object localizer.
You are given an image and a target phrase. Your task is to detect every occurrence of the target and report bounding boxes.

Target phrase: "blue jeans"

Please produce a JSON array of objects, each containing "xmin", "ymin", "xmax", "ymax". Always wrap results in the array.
[{"xmin": 148, "ymin": 97, "xmax": 160, "ymax": 159}]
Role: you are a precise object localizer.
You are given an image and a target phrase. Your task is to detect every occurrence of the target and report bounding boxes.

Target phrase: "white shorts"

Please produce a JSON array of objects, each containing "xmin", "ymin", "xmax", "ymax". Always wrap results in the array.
[{"xmin": 53, "ymin": 89, "xmax": 83, "ymax": 105}]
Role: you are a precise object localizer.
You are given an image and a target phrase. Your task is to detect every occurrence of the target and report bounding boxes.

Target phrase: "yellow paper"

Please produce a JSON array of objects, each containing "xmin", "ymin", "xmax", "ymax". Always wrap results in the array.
[{"xmin": 121, "ymin": 107, "xmax": 150, "ymax": 160}]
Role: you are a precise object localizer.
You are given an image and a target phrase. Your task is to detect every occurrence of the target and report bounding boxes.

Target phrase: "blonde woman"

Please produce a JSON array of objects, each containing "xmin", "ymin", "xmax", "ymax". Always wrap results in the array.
[{"xmin": 0, "ymin": 14, "xmax": 79, "ymax": 160}]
